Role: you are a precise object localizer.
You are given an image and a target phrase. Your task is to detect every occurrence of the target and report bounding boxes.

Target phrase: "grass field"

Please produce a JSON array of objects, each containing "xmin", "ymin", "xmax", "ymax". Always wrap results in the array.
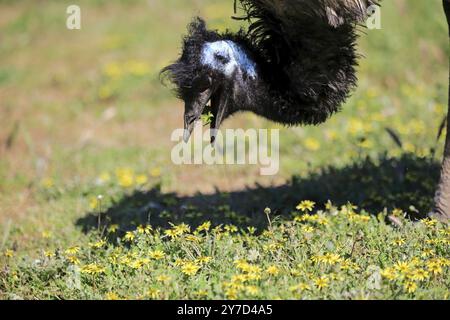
[{"xmin": 0, "ymin": 0, "xmax": 449, "ymax": 299}]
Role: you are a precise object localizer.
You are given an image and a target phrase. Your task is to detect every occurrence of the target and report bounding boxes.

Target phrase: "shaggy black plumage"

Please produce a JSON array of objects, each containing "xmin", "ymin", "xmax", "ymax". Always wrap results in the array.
[{"xmin": 161, "ymin": 0, "xmax": 379, "ymax": 142}]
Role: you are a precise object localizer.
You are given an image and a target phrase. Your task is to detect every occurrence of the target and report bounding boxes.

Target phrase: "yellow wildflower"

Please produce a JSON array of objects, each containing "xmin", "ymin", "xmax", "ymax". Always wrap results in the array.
[
  {"xmin": 224, "ymin": 225, "xmax": 238, "ymax": 233},
  {"xmin": 249, "ymin": 264, "xmax": 263, "ymax": 274},
  {"xmin": 290, "ymin": 283, "xmax": 311, "ymax": 292},
  {"xmin": 108, "ymin": 224, "xmax": 119, "ymax": 233},
  {"xmin": 310, "ymin": 255, "xmax": 321, "ymax": 264},
  {"xmin": 393, "ymin": 238, "xmax": 406, "ymax": 246},
  {"xmin": 197, "ymin": 221, "xmax": 211, "ymax": 232},
  {"xmin": 80, "ymin": 263, "xmax": 106, "ymax": 274},
  {"xmin": 358, "ymin": 139, "xmax": 373, "ymax": 149},
  {"xmin": 89, "ymin": 197, "xmax": 100, "ymax": 210},
  {"xmin": 237, "ymin": 262, "xmax": 262, "ymax": 275},
  {"xmin": 115, "ymin": 168, "xmax": 134, "ymax": 188},
  {"xmin": 149, "ymin": 167, "xmax": 161, "ymax": 177},
  {"xmin": 245, "ymin": 286, "xmax": 259, "ymax": 296},
  {"xmin": 325, "ymin": 201, "xmax": 333, "ymax": 210},
  {"xmin": 65, "ymin": 246, "xmax": 80, "ymax": 255},
  {"xmin": 348, "ymin": 213, "xmax": 371, "ymax": 223},
  {"xmin": 149, "ymin": 250, "xmax": 166, "ymax": 260},
  {"xmin": 347, "ymin": 118, "xmax": 369, "ymax": 136},
  {"xmin": 105, "ymin": 292, "xmax": 120, "ymax": 300},
  {"xmin": 164, "ymin": 229, "xmax": 179, "ymax": 239},
  {"xmin": 265, "ymin": 265, "xmax": 280, "ymax": 276},
  {"xmin": 90, "ymin": 239, "xmax": 106, "ymax": 249},
  {"xmin": 301, "ymin": 225, "xmax": 315, "ymax": 233},
  {"xmin": 196, "ymin": 256, "xmax": 212, "ymax": 265},
  {"xmin": 296, "ymin": 200, "xmax": 316, "ymax": 212},
  {"xmin": 314, "ymin": 276, "xmax": 329, "ymax": 290},
  {"xmin": 304, "ymin": 138, "xmax": 321, "ymax": 151},
  {"xmin": 395, "ymin": 261, "xmax": 410, "ymax": 274},
  {"xmin": 41, "ymin": 231, "xmax": 53, "ymax": 239},
  {"xmin": 181, "ymin": 262, "xmax": 201, "ymax": 276},
  {"xmin": 404, "ymin": 281, "xmax": 417, "ymax": 294},
  {"xmin": 44, "ymin": 250, "xmax": 55, "ymax": 258},
  {"xmin": 135, "ymin": 174, "xmax": 148, "ymax": 186},
  {"xmin": 40, "ymin": 178, "xmax": 54, "ymax": 188},
  {"xmin": 4, "ymin": 249, "xmax": 14, "ymax": 258},
  {"xmin": 263, "ymin": 243, "xmax": 281, "ymax": 252},
  {"xmin": 66, "ymin": 255, "xmax": 80, "ymax": 265},
  {"xmin": 422, "ymin": 218, "xmax": 438, "ymax": 228},
  {"xmin": 156, "ymin": 275, "xmax": 171, "ymax": 283},
  {"xmin": 321, "ymin": 253, "xmax": 342, "ymax": 266},
  {"xmin": 325, "ymin": 130, "xmax": 338, "ymax": 142},
  {"xmin": 427, "ymin": 261, "xmax": 443, "ymax": 275},
  {"xmin": 137, "ymin": 225, "xmax": 152, "ymax": 235},
  {"xmin": 128, "ymin": 258, "xmax": 149, "ymax": 269},
  {"xmin": 98, "ymin": 84, "xmax": 114, "ymax": 100},
  {"xmin": 124, "ymin": 231, "xmax": 135, "ymax": 242},
  {"xmin": 172, "ymin": 223, "xmax": 190, "ymax": 235},
  {"xmin": 194, "ymin": 290, "xmax": 208, "ymax": 298},
  {"xmin": 98, "ymin": 172, "xmax": 111, "ymax": 183},
  {"xmin": 231, "ymin": 274, "xmax": 248, "ymax": 284},
  {"xmin": 329, "ymin": 273, "xmax": 344, "ymax": 281},
  {"xmin": 247, "ymin": 226, "xmax": 256, "ymax": 234},
  {"xmin": 316, "ymin": 216, "xmax": 329, "ymax": 226},
  {"xmin": 391, "ymin": 208, "xmax": 404, "ymax": 217},
  {"xmin": 410, "ymin": 257, "xmax": 420, "ymax": 267},
  {"xmin": 173, "ymin": 258, "xmax": 186, "ymax": 267},
  {"xmin": 119, "ymin": 255, "xmax": 132, "ymax": 265},
  {"xmin": 340, "ymin": 259, "xmax": 360, "ymax": 272},
  {"xmin": 234, "ymin": 259, "xmax": 250, "ymax": 270},
  {"xmin": 125, "ymin": 60, "xmax": 151, "ymax": 77},
  {"xmin": 381, "ymin": 267, "xmax": 398, "ymax": 281},
  {"xmin": 290, "ymin": 269, "xmax": 301, "ymax": 277},
  {"xmin": 146, "ymin": 288, "xmax": 161, "ymax": 299},
  {"xmin": 437, "ymin": 258, "xmax": 450, "ymax": 267},
  {"xmin": 185, "ymin": 234, "xmax": 201, "ymax": 242},
  {"xmin": 410, "ymin": 269, "xmax": 430, "ymax": 281},
  {"xmin": 421, "ymin": 249, "xmax": 435, "ymax": 258},
  {"xmin": 225, "ymin": 288, "xmax": 238, "ymax": 300},
  {"xmin": 247, "ymin": 272, "xmax": 262, "ymax": 281},
  {"xmin": 103, "ymin": 62, "xmax": 122, "ymax": 79}
]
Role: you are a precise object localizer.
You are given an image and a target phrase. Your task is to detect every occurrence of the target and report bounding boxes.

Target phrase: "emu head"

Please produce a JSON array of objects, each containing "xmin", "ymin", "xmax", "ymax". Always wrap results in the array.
[{"xmin": 161, "ymin": 18, "xmax": 257, "ymax": 143}]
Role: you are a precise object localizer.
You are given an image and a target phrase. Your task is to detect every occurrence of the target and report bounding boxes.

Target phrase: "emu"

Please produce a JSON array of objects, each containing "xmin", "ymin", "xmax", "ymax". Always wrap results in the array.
[{"xmin": 162, "ymin": 0, "xmax": 450, "ymax": 221}]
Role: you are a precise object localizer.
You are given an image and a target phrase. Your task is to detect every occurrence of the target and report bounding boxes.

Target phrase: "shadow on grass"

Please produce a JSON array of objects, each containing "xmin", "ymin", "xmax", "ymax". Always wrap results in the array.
[{"xmin": 76, "ymin": 154, "xmax": 440, "ymax": 237}]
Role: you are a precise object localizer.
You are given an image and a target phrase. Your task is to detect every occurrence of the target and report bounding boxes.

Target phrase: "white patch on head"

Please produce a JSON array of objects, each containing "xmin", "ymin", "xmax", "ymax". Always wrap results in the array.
[{"xmin": 200, "ymin": 40, "xmax": 257, "ymax": 79}]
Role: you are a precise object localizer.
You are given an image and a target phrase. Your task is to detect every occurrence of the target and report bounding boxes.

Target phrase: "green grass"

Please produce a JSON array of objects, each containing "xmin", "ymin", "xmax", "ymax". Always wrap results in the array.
[
  {"xmin": 2, "ymin": 204, "xmax": 450, "ymax": 300},
  {"xmin": 0, "ymin": 0, "xmax": 449, "ymax": 300}
]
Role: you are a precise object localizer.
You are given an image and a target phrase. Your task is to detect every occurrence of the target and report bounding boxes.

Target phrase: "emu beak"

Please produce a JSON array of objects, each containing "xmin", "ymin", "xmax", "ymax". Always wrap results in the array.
[
  {"xmin": 183, "ymin": 111, "xmax": 197, "ymax": 143},
  {"xmin": 183, "ymin": 119, "xmax": 194, "ymax": 143},
  {"xmin": 183, "ymin": 89, "xmax": 213, "ymax": 143},
  {"xmin": 210, "ymin": 89, "xmax": 229, "ymax": 145}
]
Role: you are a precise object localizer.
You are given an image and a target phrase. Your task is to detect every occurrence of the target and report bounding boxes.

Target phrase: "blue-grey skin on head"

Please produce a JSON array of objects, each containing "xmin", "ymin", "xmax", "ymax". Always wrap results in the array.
[
  {"xmin": 184, "ymin": 40, "xmax": 258, "ymax": 143},
  {"xmin": 201, "ymin": 40, "xmax": 257, "ymax": 80}
]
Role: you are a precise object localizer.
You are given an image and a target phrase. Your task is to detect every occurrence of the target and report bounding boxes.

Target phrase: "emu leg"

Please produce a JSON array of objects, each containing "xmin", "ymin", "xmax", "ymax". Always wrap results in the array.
[{"xmin": 432, "ymin": 0, "xmax": 450, "ymax": 221}]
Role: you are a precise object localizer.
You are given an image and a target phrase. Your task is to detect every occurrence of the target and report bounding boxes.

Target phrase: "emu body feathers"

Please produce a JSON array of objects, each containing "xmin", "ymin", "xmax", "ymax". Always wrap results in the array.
[{"xmin": 162, "ymin": 0, "xmax": 379, "ymax": 140}]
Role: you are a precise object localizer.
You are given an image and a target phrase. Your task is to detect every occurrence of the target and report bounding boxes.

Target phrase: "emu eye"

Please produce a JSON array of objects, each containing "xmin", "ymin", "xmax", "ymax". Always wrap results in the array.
[{"xmin": 214, "ymin": 53, "xmax": 229, "ymax": 64}]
